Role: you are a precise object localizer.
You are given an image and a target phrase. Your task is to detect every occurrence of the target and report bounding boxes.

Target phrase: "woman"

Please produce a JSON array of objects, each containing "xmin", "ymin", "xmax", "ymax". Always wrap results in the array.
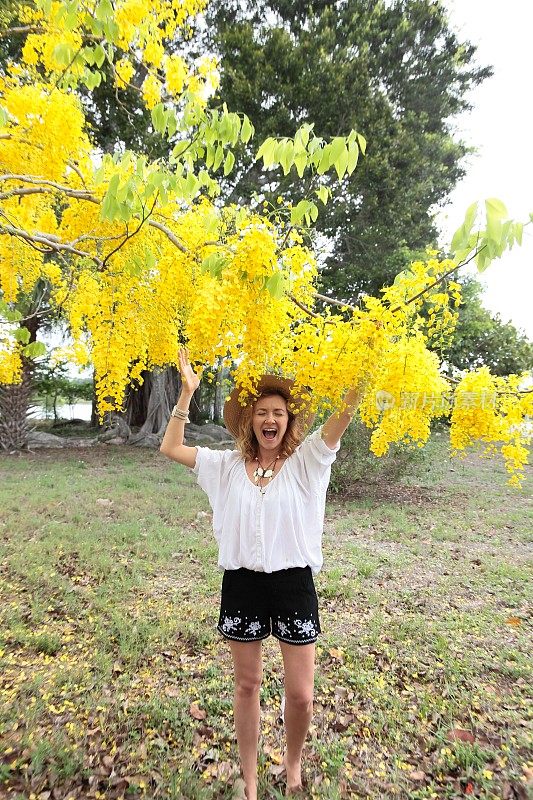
[{"xmin": 160, "ymin": 349, "xmax": 364, "ymax": 799}]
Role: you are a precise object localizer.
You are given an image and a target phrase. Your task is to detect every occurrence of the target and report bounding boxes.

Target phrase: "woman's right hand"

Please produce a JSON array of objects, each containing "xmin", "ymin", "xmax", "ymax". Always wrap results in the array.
[{"xmin": 178, "ymin": 347, "xmax": 201, "ymax": 395}]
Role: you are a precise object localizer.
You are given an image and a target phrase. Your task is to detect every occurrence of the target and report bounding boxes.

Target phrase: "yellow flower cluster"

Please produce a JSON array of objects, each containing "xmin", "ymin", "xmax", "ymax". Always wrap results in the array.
[
  {"xmin": 14, "ymin": 0, "xmax": 213, "ymax": 110},
  {"xmin": 232, "ymin": 225, "xmax": 278, "ymax": 281},
  {"xmin": 0, "ymin": 78, "xmax": 90, "ymax": 182},
  {"xmin": 164, "ymin": 54, "xmax": 189, "ymax": 96},
  {"xmin": 359, "ymin": 334, "xmax": 450, "ymax": 456},
  {"xmin": 450, "ymin": 368, "xmax": 533, "ymax": 487},
  {"xmin": 380, "ymin": 257, "xmax": 462, "ymax": 348},
  {"xmin": 0, "ymin": 342, "xmax": 22, "ymax": 385}
]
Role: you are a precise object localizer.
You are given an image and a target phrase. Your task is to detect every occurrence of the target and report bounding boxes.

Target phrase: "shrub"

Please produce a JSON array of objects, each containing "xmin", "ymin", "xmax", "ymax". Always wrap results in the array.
[{"xmin": 329, "ymin": 417, "xmax": 438, "ymax": 494}]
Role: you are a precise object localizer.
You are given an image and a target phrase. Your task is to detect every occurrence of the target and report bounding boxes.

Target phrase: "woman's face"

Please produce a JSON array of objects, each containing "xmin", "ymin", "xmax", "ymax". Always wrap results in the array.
[{"xmin": 252, "ymin": 393, "xmax": 289, "ymax": 453}]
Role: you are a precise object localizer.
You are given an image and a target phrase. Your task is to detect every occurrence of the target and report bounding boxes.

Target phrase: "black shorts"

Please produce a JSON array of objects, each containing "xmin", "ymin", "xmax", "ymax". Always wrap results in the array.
[{"xmin": 217, "ymin": 566, "xmax": 321, "ymax": 645}]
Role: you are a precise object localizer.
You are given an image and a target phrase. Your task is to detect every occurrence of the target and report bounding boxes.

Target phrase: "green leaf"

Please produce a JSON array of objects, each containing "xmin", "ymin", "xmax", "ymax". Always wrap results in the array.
[
  {"xmin": 256, "ymin": 138, "xmax": 277, "ymax": 167},
  {"xmin": 14, "ymin": 327, "xmax": 31, "ymax": 345},
  {"xmin": 295, "ymin": 124, "xmax": 311, "ymax": 150},
  {"xmin": 53, "ymin": 42, "xmax": 72, "ymax": 66},
  {"xmin": 151, "ymin": 103, "xmax": 167, "ymax": 135},
  {"xmin": 450, "ymin": 201, "xmax": 478, "ymax": 253},
  {"xmin": 107, "ymin": 172, "xmax": 120, "ymax": 198},
  {"xmin": 294, "ymin": 151, "xmax": 307, "ymax": 178},
  {"xmin": 204, "ymin": 143, "xmax": 214, "ymax": 170},
  {"xmin": 265, "ymin": 272, "xmax": 285, "ymax": 299},
  {"xmin": 334, "ymin": 146, "xmax": 349, "ymax": 180},
  {"xmin": 0, "ymin": 300, "xmax": 22, "ymax": 322},
  {"xmin": 223, "ymin": 150, "xmax": 235, "ymax": 176},
  {"xmin": 145, "ymin": 249, "xmax": 157, "ymax": 270},
  {"xmin": 0, "ymin": 106, "xmax": 8, "ymax": 127},
  {"xmin": 317, "ymin": 144, "xmax": 331, "ymax": 175},
  {"xmin": 485, "ymin": 197, "xmax": 508, "ymax": 244},
  {"xmin": 82, "ymin": 46, "xmax": 95, "ymax": 66},
  {"xmin": 229, "ymin": 113, "xmax": 241, "ymax": 146},
  {"xmin": 330, "ymin": 137, "xmax": 346, "ymax": 162},
  {"xmin": 166, "ymin": 111, "xmax": 177, "ymax": 138},
  {"xmin": 171, "ymin": 139, "xmax": 191, "ymax": 160},
  {"xmin": 309, "ymin": 202, "xmax": 318, "ymax": 223},
  {"xmin": 475, "ymin": 242, "xmax": 491, "ymax": 273},
  {"xmin": 23, "ymin": 341, "xmax": 46, "ymax": 358},
  {"xmin": 464, "ymin": 200, "xmax": 478, "ymax": 230},
  {"xmin": 95, "ymin": 0, "xmax": 113, "ymax": 22},
  {"xmin": 184, "ymin": 172, "xmax": 199, "ymax": 197},
  {"xmin": 347, "ymin": 142, "xmax": 359, "ymax": 175},
  {"xmin": 290, "ymin": 200, "xmax": 311, "ymax": 226},
  {"xmin": 485, "ymin": 197, "xmax": 508, "ymax": 220},
  {"xmin": 241, "ymin": 115, "xmax": 253, "ymax": 144},
  {"xmin": 357, "ymin": 132, "xmax": 367, "ymax": 155},
  {"xmin": 513, "ymin": 222, "xmax": 524, "ymax": 246},
  {"xmin": 213, "ymin": 144, "xmax": 224, "ymax": 171},
  {"xmin": 280, "ymin": 141, "xmax": 295, "ymax": 175},
  {"xmin": 93, "ymin": 43, "xmax": 106, "ymax": 67},
  {"xmin": 201, "ymin": 253, "xmax": 228, "ymax": 279},
  {"xmin": 316, "ymin": 186, "xmax": 329, "ymax": 205}
]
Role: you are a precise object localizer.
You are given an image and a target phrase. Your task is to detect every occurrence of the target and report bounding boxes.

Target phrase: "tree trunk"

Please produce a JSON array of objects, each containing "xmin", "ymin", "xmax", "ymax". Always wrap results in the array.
[
  {"xmin": 128, "ymin": 366, "xmax": 183, "ymax": 444},
  {"xmin": 0, "ymin": 308, "xmax": 40, "ymax": 451},
  {"xmin": 0, "ymin": 358, "xmax": 33, "ymax": 450},
  {"xmin": 125, "ymin": 370, "xmax": 153, "ymax": 428},
  {"xmin": 90, "ymin": 370, "xmax": 99, "ymax": 427}
]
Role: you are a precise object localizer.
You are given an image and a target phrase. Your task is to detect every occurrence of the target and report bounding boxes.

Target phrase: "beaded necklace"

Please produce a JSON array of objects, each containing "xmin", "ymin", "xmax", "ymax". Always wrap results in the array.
[{"xmin": 253, "ymin": 454, "xmax": 280, "ymax": 495}]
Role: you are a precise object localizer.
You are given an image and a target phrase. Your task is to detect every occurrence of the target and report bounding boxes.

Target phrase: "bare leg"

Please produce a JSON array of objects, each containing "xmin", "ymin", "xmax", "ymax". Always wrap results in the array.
[
  {"xmin": 279, "ymin": 641, "xmax": 315, "ymax": 792},
  {"xmin": 229, "ymin": 640, "xmax": 263, "ymax": 800}
]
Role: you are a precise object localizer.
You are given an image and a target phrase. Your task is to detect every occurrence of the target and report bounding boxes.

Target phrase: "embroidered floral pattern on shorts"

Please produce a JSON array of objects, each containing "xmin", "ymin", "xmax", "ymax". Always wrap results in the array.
[
  {"xmin": 220, "ymin": 615, "xmax": 242, "ymax": 634},
  {"xmin": 272, "ymin": 614, "xmax": 319, "ymax": 643},
  {"xmin": 294, "ymin": 618, "xmax": 317, "ymax": 638},
  {"xmin": 245, "ymin": 620, "xmax": 262, "ymax": 636},
  {"xmin": 218, "ymin": 609, "xmax": 320, "ymax": 644}
]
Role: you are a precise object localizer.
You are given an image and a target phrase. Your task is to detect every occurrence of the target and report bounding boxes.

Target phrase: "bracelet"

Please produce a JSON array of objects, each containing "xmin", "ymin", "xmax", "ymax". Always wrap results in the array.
[{"xmin": 171, "ymin": 404, "xmax": 190, "ymax": 423}]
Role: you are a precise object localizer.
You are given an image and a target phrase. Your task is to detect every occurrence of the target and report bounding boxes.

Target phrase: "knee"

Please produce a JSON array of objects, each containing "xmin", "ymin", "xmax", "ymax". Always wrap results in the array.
[
  {"xmin": 235, "ymin": 674, "xmax": 262, "ymax": 699},
  {"xmin": 286, "ymin": 688, "xmax": 313, "ymax": 713}
]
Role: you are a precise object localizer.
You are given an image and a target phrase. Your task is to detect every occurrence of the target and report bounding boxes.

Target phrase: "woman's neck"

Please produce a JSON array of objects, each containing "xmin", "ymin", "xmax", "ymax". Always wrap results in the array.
[{"xmin": 255, "ymin": 446, "xmax": 282, "ymax": 464}]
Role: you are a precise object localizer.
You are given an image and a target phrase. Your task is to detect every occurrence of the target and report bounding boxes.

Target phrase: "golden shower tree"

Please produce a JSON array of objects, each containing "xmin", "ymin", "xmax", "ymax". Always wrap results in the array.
[{"xmin": 0, "ymin": 0, "xmax": 531, "ymax": 483}]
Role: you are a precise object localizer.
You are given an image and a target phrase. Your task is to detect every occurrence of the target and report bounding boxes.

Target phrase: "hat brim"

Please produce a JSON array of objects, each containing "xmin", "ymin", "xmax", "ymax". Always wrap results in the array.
[{"xmin": 223, "ymin": 375, "xmax": 314, "ymax": 439}]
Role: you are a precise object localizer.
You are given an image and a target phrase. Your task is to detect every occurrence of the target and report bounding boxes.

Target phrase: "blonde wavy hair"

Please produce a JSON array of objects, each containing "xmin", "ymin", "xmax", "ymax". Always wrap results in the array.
[{"xmin": 235, "ymin": 390, "xmax": 306, "ymax": 461}]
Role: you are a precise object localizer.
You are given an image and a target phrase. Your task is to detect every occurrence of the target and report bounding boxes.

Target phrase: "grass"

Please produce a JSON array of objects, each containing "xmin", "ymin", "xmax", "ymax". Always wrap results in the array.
[{"xmin": 0, "ymin": 433, "xmax": 532, "ymax": 799}]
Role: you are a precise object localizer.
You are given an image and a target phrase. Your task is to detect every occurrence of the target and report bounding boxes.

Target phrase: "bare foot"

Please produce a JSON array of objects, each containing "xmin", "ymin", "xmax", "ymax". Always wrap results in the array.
[
  {"xmin": 283, "ymin": 755, "xmax": 303, "ymax": 794},
  {"xmin": 233, "ymin": 777, "xmax": 256, "ymax": 800}
]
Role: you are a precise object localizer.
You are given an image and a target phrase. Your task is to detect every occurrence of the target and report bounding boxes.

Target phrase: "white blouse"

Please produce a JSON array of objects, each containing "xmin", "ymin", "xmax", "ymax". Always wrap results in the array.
[{"xmin": 191, "ymin": 426, "xmax": 339, "ymax": 575}]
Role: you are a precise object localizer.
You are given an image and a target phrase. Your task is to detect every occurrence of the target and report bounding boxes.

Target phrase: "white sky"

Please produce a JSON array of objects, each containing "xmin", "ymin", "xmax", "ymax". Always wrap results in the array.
[{"xmin": 437, "ymin": 0, "xmax": 533, "ymax": 339}]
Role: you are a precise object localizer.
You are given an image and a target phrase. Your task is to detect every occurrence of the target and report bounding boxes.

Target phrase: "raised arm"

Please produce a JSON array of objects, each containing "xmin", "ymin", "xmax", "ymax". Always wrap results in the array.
[
  {"xmin": 160, "ymin": 348, "xmax": 201, "ymax": 468},
  {"xmin": 320, "ymin": 384, "xmax": 365, "ymax": 450}
]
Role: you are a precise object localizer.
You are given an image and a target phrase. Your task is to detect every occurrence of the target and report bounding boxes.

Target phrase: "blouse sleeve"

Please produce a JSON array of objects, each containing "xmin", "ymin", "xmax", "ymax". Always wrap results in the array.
[
  {"xmin": 295, "ymin": 424, "xmax": 340, "ymax": 484},
  {"xmin": 191, "ymin": 446, "xmax": 237, "ymax": 510}
]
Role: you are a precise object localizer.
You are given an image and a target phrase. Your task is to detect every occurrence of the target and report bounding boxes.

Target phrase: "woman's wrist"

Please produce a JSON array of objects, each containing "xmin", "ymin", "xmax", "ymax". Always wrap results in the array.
[{"xmin": 178, "ymin": 387, "xmax": 194, "ymax": 402}]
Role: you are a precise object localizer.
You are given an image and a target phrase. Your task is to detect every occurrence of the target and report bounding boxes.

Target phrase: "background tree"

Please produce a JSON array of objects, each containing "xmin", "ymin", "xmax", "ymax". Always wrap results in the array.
[
  {"xmin": 444, "ymin": 278, "xmax": 533, "ymax": 376},
  {"xmin": 208, "ymin": 0, "xmax": 492, "ymax": 298}
]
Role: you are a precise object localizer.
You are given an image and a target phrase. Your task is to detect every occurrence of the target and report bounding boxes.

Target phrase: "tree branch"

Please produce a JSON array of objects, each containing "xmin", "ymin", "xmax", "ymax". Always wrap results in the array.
[
  {"xmin": 0, "ymin": 174, "xmax": 99, "ymax": 203},
  {"xmin": 148, "ymin": 219, "xmax": 187, "ymax": 253},
  {"xmin": 0, "ymin": 222, "xmax": 103, "ymax": 266},
  {"xmin": 312, "ymin": 291, "xmax": 357, "ymax": 312},
  {"xmin": 393, "ymin": 247, "xmax": 486, "ymax": 313},
  {"xmin": 288, "ymin": 293, "xmax": 319, "ymax": 318},
  {"xmin": 0, "ymin": 173, "xmax": 189, "ymax": 252}
]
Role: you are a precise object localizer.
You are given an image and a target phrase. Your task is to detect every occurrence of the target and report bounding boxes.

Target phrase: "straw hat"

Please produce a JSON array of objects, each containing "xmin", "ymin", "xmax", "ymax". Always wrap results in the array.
[{"xmin": 223, "ymin": 375, "xmax": 314, "ymax": 438}]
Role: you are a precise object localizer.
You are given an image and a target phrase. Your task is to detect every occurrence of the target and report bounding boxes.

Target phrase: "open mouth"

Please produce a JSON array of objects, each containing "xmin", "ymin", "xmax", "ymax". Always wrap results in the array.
[{"xmin": 262, "ymin": 428, "xmax": 277, "ymax": 440}]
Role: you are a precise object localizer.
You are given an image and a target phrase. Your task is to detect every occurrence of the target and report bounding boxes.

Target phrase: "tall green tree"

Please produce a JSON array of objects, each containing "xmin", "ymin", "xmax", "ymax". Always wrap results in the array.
[
  {"xmin": 444, "ymin": 279, "xmax": 533, "ymax": 376},
  {"xmin": 208, "ymin": 0, "xmax": 492, "ymax": 299}
]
